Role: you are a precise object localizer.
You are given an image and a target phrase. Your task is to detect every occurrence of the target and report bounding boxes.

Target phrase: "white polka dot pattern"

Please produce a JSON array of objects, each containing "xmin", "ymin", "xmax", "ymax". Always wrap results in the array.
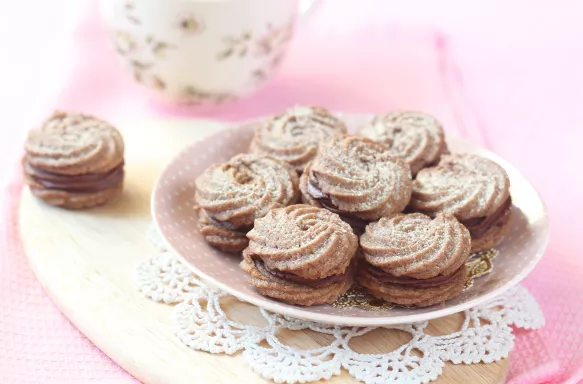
[{"xmin": 151, "ymin": 115, "xmax": 550, "ymax": 325}]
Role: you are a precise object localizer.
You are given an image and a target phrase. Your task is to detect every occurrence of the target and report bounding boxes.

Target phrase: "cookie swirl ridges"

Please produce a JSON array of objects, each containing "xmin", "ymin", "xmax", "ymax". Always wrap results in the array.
[
  {"xmin": 242, "ymin": 204, "xmax": 358, "ymax": 279},
  {"xmin": 25, "ymin": 111, "xmax": 124, "ymax": 175},
  {"xmin": 301, "ymin": 135, "xmax": 412, "ymax": 220},
  {"xmin": 360, "ymin": 213, "xmax": 471, "ymax": 279},
  {"xmin": 411, "ymin": 153, "xmax": 510, "ymax": 220},
  {"xmin": 195, "ymin": 154, "xmax": 299, "ymax": 229},
  {"xmin": 359, "ymin": 111, "xmax": 447, "ymax": 175},
  {"xmin": 250, "ymin": 106, "xmax": 347, "ymax": 172}
]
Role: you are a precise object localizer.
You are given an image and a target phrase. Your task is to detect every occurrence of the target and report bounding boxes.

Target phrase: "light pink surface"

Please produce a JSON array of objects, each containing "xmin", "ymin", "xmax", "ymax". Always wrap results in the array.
[{"xmin": 1, "ymin": 1, "xmax": 582, "ymax": 383}]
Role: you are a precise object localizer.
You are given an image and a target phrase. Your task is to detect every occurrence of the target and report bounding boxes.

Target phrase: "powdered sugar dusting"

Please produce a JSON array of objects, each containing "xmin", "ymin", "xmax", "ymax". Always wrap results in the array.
[
  {"xmin": 411, "ymin": 153, "xmax": 510, "ymax": 220},
  {"xmin": 360, "ymin": 213, "xmax": 471, "ymax": 279},
  {"xmin": 24, "ymin": 111, "xmax": 124, "ymax": 175},
  {"xmin": 195, "ymin": 153, "xmax": 299, "ymax": 229},
  {"xmin": 302, "ymin": 135, "xmax": 412, "ymax": 220},
  {"xmin": 359, "ymin": 111, "xmax": 447, "ymax": 175},
  {"xmin": 243, "ymin": 204, "xmax": 358, "ymax": 279},
  {"xmin": 250, "ymin": 106, "xmax": 347, "ymax": 172}
]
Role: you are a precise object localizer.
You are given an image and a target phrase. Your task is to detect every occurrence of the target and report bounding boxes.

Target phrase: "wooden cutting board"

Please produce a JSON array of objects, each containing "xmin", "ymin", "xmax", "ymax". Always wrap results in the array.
[{"xmin": 18, "ymin": 118, "xmax": 509, "ymax": 384}]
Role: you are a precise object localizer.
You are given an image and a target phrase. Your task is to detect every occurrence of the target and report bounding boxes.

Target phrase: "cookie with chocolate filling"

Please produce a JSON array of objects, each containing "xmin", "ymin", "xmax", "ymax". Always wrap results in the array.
[
  {"xmin": 240, "ymin": 204, "xmax": 358, "ymax": 306},
  {"xmin": 195, "ymin": 153, "xmax": 299, "ymax": 253},
  {"xmin": 358, "ymin": 110, "xmax": 448, "ymax": 176},
  {"xmin": 358, "ymin": 213, "xmax": 471, "ymax": 307},
  {"xmin": 410, "ymin": 153, "xmax": 512, "ymax": 252},
  {"xmin": 299, "ymin": 135, "xmax": 412, "ymax": 231},
  {"xmin": 249, "ymin": 106, "xmax": 347, "ymax": 173},
  {"xmin": 23, "ymin": 111, "xmax": 125, "ymax": 209},
  {"xmin": 198, "ymin": 211, "xmax": 249, "ymax": 253}
]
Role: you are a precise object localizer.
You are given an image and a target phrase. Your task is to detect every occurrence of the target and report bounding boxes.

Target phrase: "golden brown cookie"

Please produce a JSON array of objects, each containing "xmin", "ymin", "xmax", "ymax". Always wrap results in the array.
[
  {"xmin": 249, "ymin": 106, "xmax": 347, "ymax": 173},
  {"xmin": 240, "ymin": 204, "xmax": 358, "ymax": 305},
  {"xmin": 195, "ymin": 153, "xmax": 299, "ymax": 252},
  {"xmin": 410, "ymin": 153, "xmax": 512, "ymax": 252},
  {"xmin": 357, "ymin": 213, "xmax": 471, "ymax": 307},
  {"xmin": 358, "ymin": 111, "xmax": 448, "ymax": 176},
  {"xmin": 23, "ymin": 111, "xmax": 125, "ymax": 209},
  {"xmin": 299, "ymin": 135, "xmax": 412, "ymax": 226}
]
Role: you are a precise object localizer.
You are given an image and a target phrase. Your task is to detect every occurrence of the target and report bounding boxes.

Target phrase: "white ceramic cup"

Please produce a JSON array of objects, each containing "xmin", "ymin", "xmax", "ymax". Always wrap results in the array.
[{"xmin": 99, "ymin": 0, "xmax": 317, "ymax": 104}]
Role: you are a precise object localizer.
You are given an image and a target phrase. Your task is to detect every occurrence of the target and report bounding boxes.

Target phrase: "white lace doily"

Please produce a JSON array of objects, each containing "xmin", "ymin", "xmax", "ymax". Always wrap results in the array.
[{"xmin": 136, "ymin": 224, "xmax": 545, "ymax": 384}]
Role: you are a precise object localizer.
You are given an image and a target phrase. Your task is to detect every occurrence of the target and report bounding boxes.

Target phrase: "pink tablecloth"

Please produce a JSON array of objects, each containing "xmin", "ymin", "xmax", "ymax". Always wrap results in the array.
[{"xmin": 1, "ymin": 1, "xmax": 583, "ymax": 383}]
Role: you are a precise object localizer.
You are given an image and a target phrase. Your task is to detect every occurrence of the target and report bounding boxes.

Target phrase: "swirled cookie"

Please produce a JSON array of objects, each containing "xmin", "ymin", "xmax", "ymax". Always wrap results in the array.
[
  {"xmin": 410, "ymin": 153, "xmax": 512, "ymax": 252},
  {"xmin": 361, "ymin": 213, "xmax": 471, "ymax": 278},
  {"xmin": 195, "ymin": 153, "xmax": 299, "ymax": 252},
  {"xmin": 249, "ymin": 106, "xmax": 347, "ymax": 173},
  {"xmin": 299, "ymin": 135, "xmax": 412, "ymax": 227},
  {"xmin": 23, "ymin": 111, "xmax": 125, "ymax": 209},
  {"xmin": 359, "ymin": 111, "xmax": 448, "ymax": 175},
  {"xmin": 240, "ymin": 204, "xmax": 357, "ymax": 305},
  {"xmin": 357, "ymin": 213, "xmax": 470, "ymax": 307}
]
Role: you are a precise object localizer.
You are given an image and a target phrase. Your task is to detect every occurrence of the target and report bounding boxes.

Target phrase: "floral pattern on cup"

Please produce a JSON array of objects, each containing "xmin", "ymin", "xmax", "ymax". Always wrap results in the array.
[
  {"xmin": 250, "ymin": 51, "xmax": 287, "ymax": 86},
  {"xmin": 113, "ymin": 30, "xmax": 174, "ymax": 91},
  {"xmin": 217, "ymin": 19, "xmax": 294, "ymax": 61},
  {"xmin": 176, "ymin": 12, "xmax": 206, "ymax": 36},
  {"xmin": 254, "ymin": 22, "xmax": 294, "ymax": 57},
  {"xmin": 181, "ymin": 86, "xmax": 237, "ymax": 105},
  {"xmin": 217, "ymin": 32, "xmax": 253, "ymax": 60},
  {"xmin": 247, "ymin": 22, "xmax": 293, "ymax": 87},
  {"xmin": 101, "ymin": 0, "xmax": 302, "ymax": 104},
  {"xmin": 146, "ymin": 36, "xmax": 175, "ymax": 58},
  {"xmin": 124, "ymin": 0, "xmax": 140, "ymax": 24},
  {"xmin": 136, "ymin": 71, "xmax": 166, "ymax": 90},
  {"xmin": 114, "ymin": 31, "xmax": 136, "ymax": 54},
  {"xmin": 128, "ymin": 61, "xmax": 166, "ymax": 90}
]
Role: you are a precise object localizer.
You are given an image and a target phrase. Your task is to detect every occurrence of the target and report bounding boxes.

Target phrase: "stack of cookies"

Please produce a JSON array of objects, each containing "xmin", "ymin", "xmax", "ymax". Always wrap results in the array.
[
  {"xmin": 194, "ymin": 106, "xmax": 513, "ymax": 307},
  {"xmin": 23, "ymin": 111, "xmax": 125, "ymax": 209},
  {"xmin": 194, "ymin": 153, "xmax": 299, "ymax": 252}
]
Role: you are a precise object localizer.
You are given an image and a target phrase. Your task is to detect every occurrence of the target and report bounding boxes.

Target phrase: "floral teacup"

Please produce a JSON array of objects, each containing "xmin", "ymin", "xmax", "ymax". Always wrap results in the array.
[{"xmin": 99, "ymin": 0, "xmax": 314, "ymax": 104}]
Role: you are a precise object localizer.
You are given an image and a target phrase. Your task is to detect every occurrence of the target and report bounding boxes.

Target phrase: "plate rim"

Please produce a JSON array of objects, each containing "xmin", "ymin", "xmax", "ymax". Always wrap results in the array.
[{"xmin": 151, "ymin": 118, "xmax": 550, "ymax": 326}]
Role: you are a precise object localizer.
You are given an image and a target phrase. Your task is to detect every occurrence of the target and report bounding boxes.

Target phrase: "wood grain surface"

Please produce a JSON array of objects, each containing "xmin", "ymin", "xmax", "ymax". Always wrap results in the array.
[{"xmin": 18, "ymin": 119, "xmax": 509, "ymax": 384}]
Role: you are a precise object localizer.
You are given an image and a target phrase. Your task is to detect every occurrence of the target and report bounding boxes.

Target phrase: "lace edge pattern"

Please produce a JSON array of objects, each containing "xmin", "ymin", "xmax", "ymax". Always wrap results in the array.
[{"xmin": 136, "ymin": 225, "xmax": 545, "ymax": 384}]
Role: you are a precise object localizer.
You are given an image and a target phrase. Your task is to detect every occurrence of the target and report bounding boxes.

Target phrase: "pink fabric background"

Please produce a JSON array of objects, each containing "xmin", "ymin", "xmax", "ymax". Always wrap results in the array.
[{"xmin": 1, "ymin": 1, "xmax": 583, "ymax": 383}]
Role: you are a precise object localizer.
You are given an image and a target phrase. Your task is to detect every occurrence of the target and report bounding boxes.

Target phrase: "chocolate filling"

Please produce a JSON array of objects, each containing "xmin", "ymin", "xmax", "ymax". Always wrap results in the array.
[
  {"xmin": 255, "ymin": 259, "xmax": 349, "ymax": 288},
  {"xmin": 368, "ymin": 265, "xmax": 458, "ymax": 288},
  {"xmin": 24, "ymin": 160, "xmax": 124, "ymax": 193},
  {"xmin": 422, "ymin": 157, "xmax": 442, "ymax": 171},
  {"xmin": 203, "ymin": 214, "xmax": 251, "ymax": 233},
  {"xmin": 306, "ymin": 177, "xmax": 369, "ymax": 232},
  {"xmin": 461, "ymin": 197, "xmax": 512, "ymax": 239}
]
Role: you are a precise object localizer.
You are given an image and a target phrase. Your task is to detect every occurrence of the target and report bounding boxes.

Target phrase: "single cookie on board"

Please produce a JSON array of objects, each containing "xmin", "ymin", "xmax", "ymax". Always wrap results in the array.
[
  {"xmin": 23, "ymin": 111, "xmax": 125, "ymax": 209},
  {"xmin": 249, "ymin": 106, "xmax": 347, "ymax": 173},
  {"xmin": 299, "ymin": 135, "xmax": 412, "ymax": 229},
  {"xmin": 358, "ymin": 111, "xmax": 448, "ymax": 176},
  {"xmin": 410, "ymin": 153, "xmax": 512, "ymax": 252},
  {"xmin": 357, "ymin": 213, "xmax": 471, "ymax": 307},
  {"xmin": 195, "ymin": 153, "xmax": 299, "ymax": 253},
  {"xmin": 240, "ymin": 204, "xmax": 358, "ymax": 306}
]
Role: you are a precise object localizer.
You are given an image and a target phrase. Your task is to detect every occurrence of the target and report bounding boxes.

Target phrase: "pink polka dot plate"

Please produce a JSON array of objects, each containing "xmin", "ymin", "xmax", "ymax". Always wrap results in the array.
[{"xmin": 152, "ymin": 114, "xmax": 549, "ymax": 326}]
